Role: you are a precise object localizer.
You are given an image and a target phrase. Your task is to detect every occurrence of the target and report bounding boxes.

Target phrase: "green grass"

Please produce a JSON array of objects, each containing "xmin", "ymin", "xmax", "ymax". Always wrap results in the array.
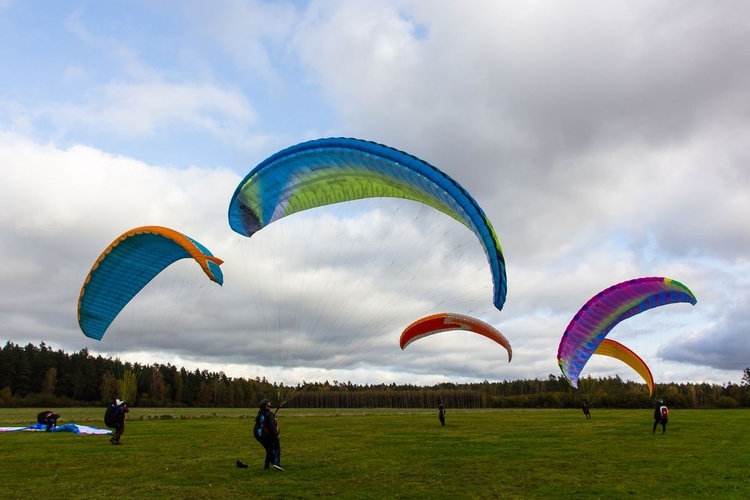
[{"xmin": 0, "ymin": 408, "xmax": 747, "ymax": 499}]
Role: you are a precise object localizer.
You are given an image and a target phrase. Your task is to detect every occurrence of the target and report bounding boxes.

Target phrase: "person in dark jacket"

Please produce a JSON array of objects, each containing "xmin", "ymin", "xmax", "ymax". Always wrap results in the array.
[
  {"xmin": 652, "ymin": 399, "xmax": 668, "ymax": 434},
  {"xmin": 438, "ymin": 402, "xmax": 446, "ymax": 426},
  {"xmin": 581, "ymin": 400, "xmax": 591, "ymax": 419},
  {"xmin": 36, "ymin": 410, "xmax": 60, "ymax": 432},
  {"xmin": 254, "ymin": 399, "xmax": 283, "ymax": 471},
  {"xmin": 105, "ymin": 399, "xmax": 129, "ymax": 445}
]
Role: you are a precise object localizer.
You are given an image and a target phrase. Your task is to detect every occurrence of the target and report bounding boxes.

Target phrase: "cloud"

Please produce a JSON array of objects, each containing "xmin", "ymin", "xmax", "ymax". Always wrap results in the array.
[
  {"xmin": 1, "ymin": 2, "xmax": 748, "ymax": 387},
  {"xmin": 288, "ymin": 1, "xmax": 750, "ymax": 209},
  {"xmin": 0, "ymin": 133, "xmax": 506, "ymax": 385},
  {"xmin": 0, "ymin": 4, "xmax": 267, "ymax": 170},
  {"xmin": 0, "ymin": 132, "xmax": 237, "ymax": 347},
  {"xmin": 178, "ymin": 0, "xmax": 299, "ymax": 82},
  {"xmin": 49, "ymin": 81, "xmax": 258, "ymax": 141},
  {"xmin": 660, "ymin": 287, "xmax": 750, "ymax": 371}
]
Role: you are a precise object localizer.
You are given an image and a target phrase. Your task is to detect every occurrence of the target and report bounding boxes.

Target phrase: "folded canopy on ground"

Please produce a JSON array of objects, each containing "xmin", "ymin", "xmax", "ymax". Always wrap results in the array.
[{"xmin": 0, "ymin": 423, "xmax": 111, "ymax": 435}]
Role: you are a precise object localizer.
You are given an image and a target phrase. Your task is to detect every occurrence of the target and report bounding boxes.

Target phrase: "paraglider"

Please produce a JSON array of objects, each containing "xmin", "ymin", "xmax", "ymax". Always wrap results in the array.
[
  {"xmin": 557, "ymin": 277, "xmax": 696, "ymax": 390},
  {"xmin": 77, "ymin": 226, "xmax": 224, "ymax": 341},
  {"xmin": 593, "ymin": 338, "xmax": 655, "ymax": 396},
  {"xmin": 400, "ymin": 312, "xmax": 512, "ymax": 362},
  {"xmin": 227, "ymin": 137, "xmax": 507, "ymax": 312}
]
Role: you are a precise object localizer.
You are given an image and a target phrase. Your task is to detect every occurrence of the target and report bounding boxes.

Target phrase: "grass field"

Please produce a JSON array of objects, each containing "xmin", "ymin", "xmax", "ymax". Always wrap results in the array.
[{"xmin": 0, "ymin": 407, "xmax": 747, "ymax": 499}]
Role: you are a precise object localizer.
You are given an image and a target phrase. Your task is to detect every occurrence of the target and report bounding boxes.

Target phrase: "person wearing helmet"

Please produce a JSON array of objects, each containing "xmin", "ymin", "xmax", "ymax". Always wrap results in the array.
[
  {"xmin": 253, "ymin": 399, "xmax": 283, "ymax": 471},
  {"xmin": 652, "ymin": 399, "xmax": 669, "ymax": 434}
]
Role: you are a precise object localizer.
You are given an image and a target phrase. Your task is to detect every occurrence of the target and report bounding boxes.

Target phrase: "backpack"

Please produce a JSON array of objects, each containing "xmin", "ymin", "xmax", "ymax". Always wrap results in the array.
[
  {"xmin": 253, "ymin": 413, "xmax": 271, "ymax": 444},
  {"xmin": 660, "ymin": 406, "xmax": 669, "ymax": 420},
  {"xmin": 254, "ymin": 410, "xmax": 279, "ymax": 444},
  {"xmin": 104, "ymin": 404, "xmax": 117, "ymax": 428}
]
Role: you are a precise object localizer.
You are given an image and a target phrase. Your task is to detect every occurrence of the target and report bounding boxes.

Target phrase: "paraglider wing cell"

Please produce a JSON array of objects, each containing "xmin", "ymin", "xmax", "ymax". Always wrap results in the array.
[
  {"xmin": 593, "ymin": 338, "xmax": 655, "ymax": 396},
  {"xmin": 557, "ymin": 277, "xmax": 696, "ymax": 390},
  {"xmin": 77, "ymin": 226, "xmax": 224, "ymax": 341},
  {"xmin": 400, "ymin": 312, "xmax": 512, "ymax": 362},
  {"xmin": 227, "ymin": 137, "xmax": 507, "ymax": 311}
]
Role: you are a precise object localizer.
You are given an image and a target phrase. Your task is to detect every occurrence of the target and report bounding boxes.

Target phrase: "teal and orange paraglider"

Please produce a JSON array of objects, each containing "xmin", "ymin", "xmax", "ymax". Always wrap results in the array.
[
  {"xmin": 557, "ymin": 277, "xmax": 696, "ymax": 390},
  {"xmin": 227, "ymin": 137, "xmax": 507, "ymax": 312},
  {"xmin": 77, "ymin": 226, "xmax": 224, "ymax": 341}
]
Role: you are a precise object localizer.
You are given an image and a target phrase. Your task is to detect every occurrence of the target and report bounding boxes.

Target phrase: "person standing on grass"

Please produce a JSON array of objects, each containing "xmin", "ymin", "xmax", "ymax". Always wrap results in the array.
[
  {"xmin": 438, "ymin": 402, "xmax": 446, "ymax": 426},
  {"xmin": 652, "ymin": 399, "xmax": 668, "ymax": 434},
  {"xmin": 581, "ymin": 400, "xmax": 591, "ymax": 419},
  {"xmin": 104, "ymin": 399, "xmax": 129, "ymax": 445},
  {"xmin": 254, "ymin": 399, "xmax": 283, "ymax": 471}
]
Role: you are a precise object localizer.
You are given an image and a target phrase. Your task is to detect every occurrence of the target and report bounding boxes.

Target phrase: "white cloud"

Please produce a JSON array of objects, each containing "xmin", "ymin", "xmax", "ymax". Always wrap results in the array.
[
  {"xmin": 1, "ymin": 1, "xmax": 748, "ymax": 387},
  {"xmin": 35, "ymin": 82, "xmax": 257, "ymax": 148}
]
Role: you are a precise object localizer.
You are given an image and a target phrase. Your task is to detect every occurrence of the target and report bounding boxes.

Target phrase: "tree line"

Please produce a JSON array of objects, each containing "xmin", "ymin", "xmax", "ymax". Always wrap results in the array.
[{"xmin": 1, "ymin": 341, "xmax": 748, "ymax": 409}]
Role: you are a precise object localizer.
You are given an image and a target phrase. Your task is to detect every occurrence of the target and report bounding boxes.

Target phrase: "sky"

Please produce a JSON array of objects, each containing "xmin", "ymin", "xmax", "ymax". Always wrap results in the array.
[{"xmin": 1, "ymin": 1, "xmax": 748, "ymax": 389}]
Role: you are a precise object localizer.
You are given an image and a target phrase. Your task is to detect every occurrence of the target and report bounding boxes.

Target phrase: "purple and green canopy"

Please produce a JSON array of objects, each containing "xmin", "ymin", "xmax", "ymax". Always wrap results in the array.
[{"xmin": 557, "ymin": 277, "xmax": 696, "ymax": 389}]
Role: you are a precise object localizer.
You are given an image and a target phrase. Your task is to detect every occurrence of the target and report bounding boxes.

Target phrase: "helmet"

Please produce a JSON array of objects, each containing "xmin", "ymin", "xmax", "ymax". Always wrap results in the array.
[{"xmin": 259, "ymin": 399, "xmax": 271, "ymax": 409}]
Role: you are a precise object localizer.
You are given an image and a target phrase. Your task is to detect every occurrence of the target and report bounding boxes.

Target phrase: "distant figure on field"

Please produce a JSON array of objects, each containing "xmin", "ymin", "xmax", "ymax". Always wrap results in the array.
[
  {"xmin": 254, "ymin": 399, "xmax": 282, "ymax": 471},
  {"xmin": 652, "ymin": 399, "xmax": 668, "ymax": 434},
  {"xmin": 37, "ymin": 410, "xmax": 60, "ymax": 432},
  {"xmin": 438, "ymin": 402, "xmax": 446, "ymax": 426},
  {"xmin": 581, "ymin": 400, "xmax": 591, "ymax": 419},
  {"xmin": 104, "ymin": 399, "xmax": 129, "ymax": 445}
]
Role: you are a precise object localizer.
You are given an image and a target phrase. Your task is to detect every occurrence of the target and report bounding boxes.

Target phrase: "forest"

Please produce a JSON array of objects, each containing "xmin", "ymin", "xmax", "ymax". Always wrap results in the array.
[{"xmin": 1, "ymin": 341, "xmax": 748, "ymax": 410}]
